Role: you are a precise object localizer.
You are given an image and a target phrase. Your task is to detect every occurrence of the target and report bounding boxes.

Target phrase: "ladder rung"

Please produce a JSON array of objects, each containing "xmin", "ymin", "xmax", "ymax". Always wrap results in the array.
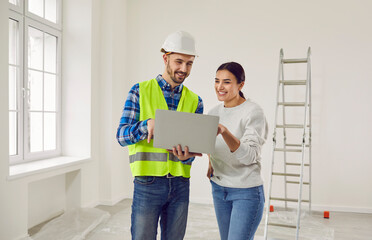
[
  {"xmin": 276, "ymin": 124, "xmax": 304, "ymax": 128},
  {"xmin": 287, "ymin": 181, "xmax": 310, "ymax": 185},
  {"xmin": 275, "ymin": 148, "xmax": 302, "ymax": 152},
  {"xmin": 272, "ymin": 172, "xmax": 300, "ymax": 177},
  {"xmin": 286, "ymin": 162, "xmax": 310, "ymax": 166},
  {"xmin": 280, "ymin": 80, "xmax": 307, "ymax": 85},
  {"xmin": 282, "ymin": 58, "xmax": 308, "ymax": 64},
  {"xmin": 268, "ymin": 222, "xmax": 297, "ymax": 229},
  {"xmin": 285, "ymin": 143, "xmax": 310, "ymax": 147},
  {"xmin": 278, "ymin": 102, "xmax": 307, "ymax": 107},
  {"xmin": 270, "ymin": 197, "xmax": 309, "ymax": 203}
]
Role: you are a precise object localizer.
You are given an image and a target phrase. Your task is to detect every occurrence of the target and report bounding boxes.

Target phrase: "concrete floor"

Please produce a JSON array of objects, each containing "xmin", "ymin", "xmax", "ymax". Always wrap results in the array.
[{"xmin": 29, "ymin": 199, "xmax": 372, "ymax": 240}]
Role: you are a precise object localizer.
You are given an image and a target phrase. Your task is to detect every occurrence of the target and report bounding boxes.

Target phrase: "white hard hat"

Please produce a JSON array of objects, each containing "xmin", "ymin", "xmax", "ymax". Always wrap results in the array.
[{"xmin": 161, "ymin": 30, "xmax": 197, "ymax": 56}]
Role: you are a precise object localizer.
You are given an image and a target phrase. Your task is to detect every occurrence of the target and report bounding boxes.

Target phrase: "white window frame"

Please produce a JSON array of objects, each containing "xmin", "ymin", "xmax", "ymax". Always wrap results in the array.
[
  {"xmin": 9, "ymin": 11, "xmax": 24, "ymax": 164},
  {"xmin": 23, "ymin": 18, "xmax": 62, "ymax": 162},
  {"xmin": 9, "ymin": 0, "xmax": 62, "ymax": 165},
  {"xmin": 25, "ymin": 0, "xmax": 62, "ymax": 31},
  {"xmin": 9, "ymin": 0, "xmax": 24, "ymax": 14}
]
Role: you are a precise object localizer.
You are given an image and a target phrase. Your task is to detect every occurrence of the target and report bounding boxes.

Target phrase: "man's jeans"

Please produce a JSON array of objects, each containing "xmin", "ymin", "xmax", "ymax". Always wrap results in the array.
[
  {"xmin": 131, "ymin": 176, "xmax": 190, "ymax": 240},
  {"xmin": 211, "ymin": 181, "xmax": 265, "ymax": 240}
]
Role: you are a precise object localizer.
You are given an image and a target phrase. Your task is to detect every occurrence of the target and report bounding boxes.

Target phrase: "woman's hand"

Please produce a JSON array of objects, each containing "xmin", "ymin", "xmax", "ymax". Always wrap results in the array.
[
  {"xmin": 217, "ymin": 124, "xmax": 227, "ymax": 135},
  {"xmin": 207, "ymin": 159, "xmax": 214, "ymax": 179},
  {"xmin": 168, "ymin": 145, "xmax": 202, "ymax": 161},
  {"xmin": 217, "ymin": 123, "xmax": 241, "ymax": 153}
]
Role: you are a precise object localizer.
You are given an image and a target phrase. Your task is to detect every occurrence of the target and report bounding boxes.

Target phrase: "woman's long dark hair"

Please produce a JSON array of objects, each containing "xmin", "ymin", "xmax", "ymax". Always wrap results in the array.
[{"xmin": 217, "ymin": 62, "xmax": 245, "ymax": 99}]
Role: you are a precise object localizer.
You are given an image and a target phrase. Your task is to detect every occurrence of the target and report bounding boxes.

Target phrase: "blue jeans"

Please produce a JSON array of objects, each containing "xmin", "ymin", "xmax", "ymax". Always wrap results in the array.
[
  {"xmin": 131, "ymin": 176, "xmax": 190, "ymax": 240},
  {"xmin": 211, "ymin": 181, "xmax": 265, "ymax": 240}
]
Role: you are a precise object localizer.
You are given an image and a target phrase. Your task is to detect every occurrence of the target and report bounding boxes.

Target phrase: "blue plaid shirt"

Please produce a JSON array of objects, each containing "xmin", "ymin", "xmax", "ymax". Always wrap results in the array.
[{"xmin": 116, "ymin": 74, "xmax": 204, "ymax": 163}]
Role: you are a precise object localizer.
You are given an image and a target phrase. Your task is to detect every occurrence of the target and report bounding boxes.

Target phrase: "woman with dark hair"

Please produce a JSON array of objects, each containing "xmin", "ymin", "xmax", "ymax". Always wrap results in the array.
[{"xmin": 207, "ymin": 62, "xmax": 268, "ymax": 240}]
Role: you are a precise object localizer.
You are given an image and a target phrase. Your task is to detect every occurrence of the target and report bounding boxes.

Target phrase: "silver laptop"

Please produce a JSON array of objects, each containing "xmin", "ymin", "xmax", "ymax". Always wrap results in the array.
[{"xmin": 153, "ymin": 109, "xmax": 219, "ymax": 154}]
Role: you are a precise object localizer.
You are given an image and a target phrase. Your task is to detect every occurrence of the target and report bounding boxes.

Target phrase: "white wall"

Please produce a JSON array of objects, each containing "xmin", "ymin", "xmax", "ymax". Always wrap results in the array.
[
  {"xmin": 97, "ymin": 0, "xmax": 133, "ymax": 205},
  {"xmin": 62, "ymin": 0, "xmax": 100, "ymax": 209},
  {"xmin": 123, "ymin": 0, "xmax": 372, "ymax": 212},
  {"xmin": 28, "ymin": 175, "xmax": 65, "ymax": 228}
]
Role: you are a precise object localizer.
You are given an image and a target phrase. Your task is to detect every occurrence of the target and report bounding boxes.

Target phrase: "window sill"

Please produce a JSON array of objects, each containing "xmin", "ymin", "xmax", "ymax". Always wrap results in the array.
[{"xmin": 8, "ymin": 156, "xmax": 91, "ymax": 180}]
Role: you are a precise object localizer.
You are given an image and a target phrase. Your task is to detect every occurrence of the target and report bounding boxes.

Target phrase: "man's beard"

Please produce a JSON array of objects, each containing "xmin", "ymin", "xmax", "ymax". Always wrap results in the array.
[{"xmin": 167, "ymin": 63, "xmax": 187, "ymax": 85}]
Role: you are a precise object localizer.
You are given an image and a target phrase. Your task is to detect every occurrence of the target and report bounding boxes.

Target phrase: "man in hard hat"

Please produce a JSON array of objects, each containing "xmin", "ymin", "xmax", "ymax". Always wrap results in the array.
[{"xmin": 116, "ymin": 31, "xmax": 203, "ymax": 240}]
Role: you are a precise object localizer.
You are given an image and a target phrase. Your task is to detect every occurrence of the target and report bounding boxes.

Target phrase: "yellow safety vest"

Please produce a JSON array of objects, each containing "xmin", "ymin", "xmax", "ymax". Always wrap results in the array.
[{"xmin": 128, "ymin": 78, "xmax": 199, "ymax": 177}]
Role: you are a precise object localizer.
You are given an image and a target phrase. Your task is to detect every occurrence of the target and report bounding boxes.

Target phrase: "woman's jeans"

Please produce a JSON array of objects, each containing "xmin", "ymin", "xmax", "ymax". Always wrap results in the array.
[
  {"xmin": 211, "ymin": 181, "xmax": 265, "ymax": 240},
  {"xmin": 131, "ymin": 176, "xmax": 190, "ymax": 240}
]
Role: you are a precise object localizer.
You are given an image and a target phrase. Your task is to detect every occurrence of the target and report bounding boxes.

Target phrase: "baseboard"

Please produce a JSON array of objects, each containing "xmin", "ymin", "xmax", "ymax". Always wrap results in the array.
[
  {"xmin": 311, "ymin": 204, "xmax": 372, "ymax": 214},
  {"xmin": 189, "ymin": 198, "xmax": 372, "ymax": 214},
  {"xmin": 265, "ymin": 202, "xmax": 372, "ymax": 214}
]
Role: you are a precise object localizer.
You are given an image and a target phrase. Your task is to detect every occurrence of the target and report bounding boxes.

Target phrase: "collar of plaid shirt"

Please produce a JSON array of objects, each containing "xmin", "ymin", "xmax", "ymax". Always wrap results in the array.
[{"xmin": 156, "ymin": 74, "xmax": 184, "ymax": 94}]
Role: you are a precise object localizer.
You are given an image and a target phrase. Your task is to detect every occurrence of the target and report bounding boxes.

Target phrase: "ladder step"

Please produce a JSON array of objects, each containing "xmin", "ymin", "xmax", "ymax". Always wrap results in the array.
[
  {"xmin": 282, "ymin": 58, "xmax": 308, "ymax": 64},
  {"xmin": 285, "ymin": 143, "xmax": 310, "ymax": 147},
  {"xmin": 268, "ymin": 222, "xmax": 297, "ymax": 229},
  {"xmin": 270, "ymin": 197, "xmax": 309, "ymax": 203},
  {"xmin": 287, "ymin": 181, "xmax": 310, "ymax": 185},
  {"xmin": 286, "ymin": 162, "xmax": 310, "ymax": 166},
  {"xmin": 272, "ymin": 172, "xmax": 300, "ymax": 177},
  {"xmin": 276, "ymin": 124, "xmax": 304, "ymax": 128},
  {"xmin": 275, "ymin": 148, "xmax": 302, "ymax": 152},
  {"xmin": 278, "ymin": 102, "xmax": 307, "ymax": 107},
  {"xmin": 280, "ymin": 80, "xmax": 307, "ymax": 85}
]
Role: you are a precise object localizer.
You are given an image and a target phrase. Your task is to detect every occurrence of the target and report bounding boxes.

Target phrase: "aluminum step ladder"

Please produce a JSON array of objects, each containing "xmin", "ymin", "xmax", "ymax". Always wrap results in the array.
[{"xmin": 264, "ymin": 47, "xmax": 312, "ymax": 240}]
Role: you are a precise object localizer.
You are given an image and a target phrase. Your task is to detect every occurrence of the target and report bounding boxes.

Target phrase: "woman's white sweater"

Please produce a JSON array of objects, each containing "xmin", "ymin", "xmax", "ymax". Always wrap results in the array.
[{"xmin": 208, "ymin": 99, "xmax": 268, "ymax": 188}]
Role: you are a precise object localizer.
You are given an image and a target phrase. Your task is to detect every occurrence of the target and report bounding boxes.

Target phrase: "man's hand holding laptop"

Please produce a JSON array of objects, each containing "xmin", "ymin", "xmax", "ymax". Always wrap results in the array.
[{"xmin": 168, "ymin": 145, "xmax": 203, "ymax": 161}]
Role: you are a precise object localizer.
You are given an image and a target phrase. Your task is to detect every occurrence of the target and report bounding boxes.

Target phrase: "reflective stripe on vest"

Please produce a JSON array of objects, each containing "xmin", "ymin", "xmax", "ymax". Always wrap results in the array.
[
  {"xmin": 129, "ymin": 152, "xmax": 192, "ymax": 166},
  {"xmin": 128, "ymin": 78, "xmax": 198, "ymax": 177}
]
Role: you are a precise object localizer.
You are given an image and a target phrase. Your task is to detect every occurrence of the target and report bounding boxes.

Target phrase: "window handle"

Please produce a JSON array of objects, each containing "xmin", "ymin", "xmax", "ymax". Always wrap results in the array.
[{"xmin": 22, "ymin": 87, "xmax": 30, "ymax": 101}]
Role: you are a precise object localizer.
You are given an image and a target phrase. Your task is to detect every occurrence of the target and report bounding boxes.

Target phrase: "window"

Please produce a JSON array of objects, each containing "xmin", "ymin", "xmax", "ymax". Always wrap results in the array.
[{"xmin": 9, "ymin": 0, "xmax": 62, "ymax": 164}]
